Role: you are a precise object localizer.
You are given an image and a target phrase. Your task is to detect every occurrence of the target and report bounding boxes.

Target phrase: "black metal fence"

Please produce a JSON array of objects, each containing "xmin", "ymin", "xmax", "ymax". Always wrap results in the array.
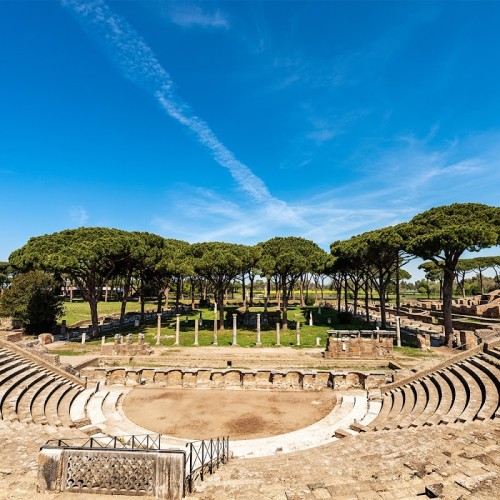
[
  {"xmin": 45, "ymin": 433, "xmax": 162, "ymax": 451},
  {"xmin": 44, "ymin": 433, "xmax": 230, "ymax": 496},
  {"xmin": 185, "ymin": 437, "xmax": 230, "ymax": 494}
]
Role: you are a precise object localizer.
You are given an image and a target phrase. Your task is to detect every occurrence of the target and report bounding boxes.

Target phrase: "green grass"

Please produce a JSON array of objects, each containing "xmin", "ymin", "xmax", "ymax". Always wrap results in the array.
[
  {"xmin": 393, "ymin": 346, "xmax": 438, "ymax": 358},
  {"xmin": 73, "ymin": 305, "xmax": 373, "ymax": 349},
  {"xmin": 50, "ymin": 348, "xmax": 95, "ymax": 356},
  {"xmin": 61, "ymin": 300, "xmax": 158, "ymax": 326},
  {"xmin": 60, "ymin": 303, "xmax": 431, "ymax": 360}
]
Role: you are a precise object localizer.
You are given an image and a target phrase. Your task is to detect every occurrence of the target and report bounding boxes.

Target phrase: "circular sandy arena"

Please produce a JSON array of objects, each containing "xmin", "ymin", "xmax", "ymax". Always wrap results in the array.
[{"xmin": 123, "ymin": 388, "xmax": 337, "ymax": 440}]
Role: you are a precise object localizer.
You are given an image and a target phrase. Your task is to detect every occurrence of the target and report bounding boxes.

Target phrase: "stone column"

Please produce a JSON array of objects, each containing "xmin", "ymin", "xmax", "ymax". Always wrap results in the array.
[
  {"xmin": 101, "ymin": 336, "xmax": 105, "ymax": 345},
  {"xmin": 276, "ymin": 323, "xmax": 281, "ymax": 346},
  {"xmin": 309, "ymin": 312, "xmax": 313, "ymax": 327},
  {"xmin": 296, "ymin": 321, "xmax": 301, "ymax": 346},
  {"xmin": 81, "ymin": 330, "xmax": 86, "ymax": 344},
  {"xmin": 175, "ymin": 314, "xmax": 181, "ymax": 346},
  {"xmin": 194, "ymin": 318, "xmax": 199, "ymax": 346},
  {"xmin": 316, "ymin": 337, "xmax": 321, "ymax": 347},
  {"xmin": 232, "ymin": 314, "xmax": 238, "ymax": 346},
  {"xmin": 256, "ymin": 313, "xmax": 262, "ymax": 346},
  {"xmin": 156, "ymin": 313, "xmax": 162, "ymax": 345},
  {"xmin": 396, "ymin": 316, "xmax": 401, "ymax": 347}
]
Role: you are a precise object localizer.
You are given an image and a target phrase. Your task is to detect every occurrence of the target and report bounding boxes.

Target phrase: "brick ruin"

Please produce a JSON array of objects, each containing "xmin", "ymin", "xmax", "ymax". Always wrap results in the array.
[
  {"xmin": 323, "ymin": 330, "xmax": 395, "ymax": 359},
  {"xmin": 100, "ymin": 333, "xmax": 153, "ymax": 356}
]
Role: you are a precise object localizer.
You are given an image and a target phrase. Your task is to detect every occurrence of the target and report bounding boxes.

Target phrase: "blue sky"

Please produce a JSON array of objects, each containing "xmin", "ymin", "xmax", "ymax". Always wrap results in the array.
[{"xmin": 1, "ymin": 0, "xmax": 499, "ymax": 280}]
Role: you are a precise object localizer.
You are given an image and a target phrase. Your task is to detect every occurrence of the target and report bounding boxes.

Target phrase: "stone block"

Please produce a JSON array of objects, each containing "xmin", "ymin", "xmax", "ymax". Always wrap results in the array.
[
  {"xmin": 221, "ymin": 370, "xmax": 241, "ymax": 388},
  {"xmin": 255, "ymin": 370, "xmax": 273, "ymax": 389},
  {"xmin": 38, "ymin": 333, "xmax": 54, "ymax": 345},
  {"xmin": 107, "ymin": 368, "xmax": 126, "ymax": 384},
  {"xmin": 167, "ymin": 370, "xmax": 183, "ymax": 387},
  {"xmin": 38, "ymin": 446, "xmax": 185, "ymax": 499},
  {"xmin": 283, "ymin": 371, "xmax": 302, "ymax": 389},
  {"xmin": 153, "ymin": 371, "xmax": 168, "ymax": 386},
  {"xmin": 196, "ymin": 369, "xmax": 212, "ymax": 387},
  {"xmin": 182, "ymin": 371, "xmax": 197, "ymax": 388},
  {"xmin": 242, "ymin": 372, "xmax": 256, "ymax": 389}
]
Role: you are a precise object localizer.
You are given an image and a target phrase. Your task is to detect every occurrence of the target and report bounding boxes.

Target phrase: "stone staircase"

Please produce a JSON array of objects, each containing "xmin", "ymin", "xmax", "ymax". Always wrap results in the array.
[
  {"xmin": 1, "ymin": 338, "xmax": 500, "ymax": 498},
  {"xmin": 362, "ymin": 342, "xmax": 500, "ymax": 432},
  {"xmin": 0, "ymin": 347, "xmax": 89, "ymax": 438}
]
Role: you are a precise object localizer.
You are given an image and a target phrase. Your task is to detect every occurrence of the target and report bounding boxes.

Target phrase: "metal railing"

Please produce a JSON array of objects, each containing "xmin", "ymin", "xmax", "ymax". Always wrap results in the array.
[
  {"xmin": 185, "ymin": 437, "xmax": 230, "ymax": 494},
  {"xmin": 45, "ymin": 433, "xmax": 162, "ymax": 451}
]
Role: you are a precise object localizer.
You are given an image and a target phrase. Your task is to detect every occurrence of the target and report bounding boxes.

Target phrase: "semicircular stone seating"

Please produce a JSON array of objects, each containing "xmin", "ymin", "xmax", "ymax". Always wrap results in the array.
[
  {"xmin": 364, "ymin": 340, "xmax": 500, "ymax": 432},
  {"xmin": 0, "ymin": 347, "xmax": 90, "ymax": 440},
  {"xmin": 1, "ymin": 339, "xmax": 500, "ymax": 461}
]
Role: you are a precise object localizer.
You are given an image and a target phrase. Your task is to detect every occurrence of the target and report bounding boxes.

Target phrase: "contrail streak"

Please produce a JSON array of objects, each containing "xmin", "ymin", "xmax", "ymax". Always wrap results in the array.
[{"xmin": 62, "ymin": 0, "xmax": 304, "ymax": 225}]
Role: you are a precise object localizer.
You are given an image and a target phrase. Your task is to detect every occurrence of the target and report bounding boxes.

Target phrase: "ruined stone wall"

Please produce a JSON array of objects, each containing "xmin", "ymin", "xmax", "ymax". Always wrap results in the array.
[
  {"xmin": 324, "ymin": 337, "xmax": 393, "ymax": 359},
  {"xmin": 81, "ymin": 366, "xmax": 387, "ymax": 391},
  {"xmin": 38, "ymin": 446, "xmax": 185, "ymax": 499}
]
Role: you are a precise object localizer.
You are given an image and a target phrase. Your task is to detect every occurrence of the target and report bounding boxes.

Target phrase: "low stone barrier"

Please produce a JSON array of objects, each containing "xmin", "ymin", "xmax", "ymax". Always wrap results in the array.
[
  {"xmin": 38, "ymin": 445, "xmax": 185, "ymax": 499},
  {"xmin": 81, "ymin": 366, "xmax": 387, "ymax": 390}
]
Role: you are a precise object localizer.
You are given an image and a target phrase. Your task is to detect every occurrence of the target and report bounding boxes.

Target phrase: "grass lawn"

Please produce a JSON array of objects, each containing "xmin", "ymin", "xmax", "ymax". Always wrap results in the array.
[
  {"xmin": 54, "ymin": 302, "xmax": 430, "ymax": 359},
  {"xmin": 56, "ymin": 304, "xmax": 373, "ymax": 349},
  {"xmin": 61, "ymin": 300, "xmax": 158, "ymax": 326}
]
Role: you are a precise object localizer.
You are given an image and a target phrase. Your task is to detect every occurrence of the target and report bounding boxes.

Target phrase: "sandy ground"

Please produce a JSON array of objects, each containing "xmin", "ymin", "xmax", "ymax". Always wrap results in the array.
[{"xmin": 122, "ymin": 387, "xmax": 337, "ymax": 440}]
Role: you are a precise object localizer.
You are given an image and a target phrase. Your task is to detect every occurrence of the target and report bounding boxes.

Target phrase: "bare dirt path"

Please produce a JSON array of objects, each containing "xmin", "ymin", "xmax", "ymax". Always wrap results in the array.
[{"xmin": 122, "ymin": 387, "xmax": 337, "ymax": 440}]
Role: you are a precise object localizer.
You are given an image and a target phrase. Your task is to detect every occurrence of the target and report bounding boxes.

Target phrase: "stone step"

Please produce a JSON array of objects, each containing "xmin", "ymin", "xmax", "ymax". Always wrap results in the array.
[
  {"xmin": 57, "ymin": 385, "xmax": 83, "ymax": 428},
  {"xmin": 450, "ymin": 365, "xmax": 483, "ymax": 423},
  {"xmin": 1, "ymin": 370, "xmax": 49, "ymax": 421},
  {"xmin": 17, "ymin": 374, "xmax": 57, "ymax": 424},
  {"xmin": 425, "ymin": 371, "xmax": 454, "ymax": 425},
  {"xmin": 0, "ymin": 366, "xmax": 41, "ymax": 417},
  {"xmin": 414, "ymin": 377, "xmax": 440, "ymax": 426},
  {"xmin": 31, "ymin": 378, "xmax": 67, "ymax": 425},
  {"xmin": 69, "ymin": 387, "xmax": 96, "ymax": 426},
  {"xmin": 439, "ymin": 369, "xmax": 467, "ymax": 424},
  {"xmin": 461, "ymin": 359, "xmax": 497, "ymax": 420},
  {"xmin": 397, "ymin": 380, "xmax": 428, "ymax": 428},
  {"xmin": 472, "ymin": 355, "xmax": 500, "ymax": 416}
]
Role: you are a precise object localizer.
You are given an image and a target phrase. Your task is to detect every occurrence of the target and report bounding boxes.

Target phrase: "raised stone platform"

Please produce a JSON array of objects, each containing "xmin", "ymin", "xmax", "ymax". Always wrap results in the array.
[{"xmin": 81, "ymin": 366, "xmax": 388, "ymax": 391}]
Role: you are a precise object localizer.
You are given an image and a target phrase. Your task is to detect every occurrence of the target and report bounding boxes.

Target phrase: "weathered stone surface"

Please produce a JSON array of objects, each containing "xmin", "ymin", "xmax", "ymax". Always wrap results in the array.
[
  {"xmin": 324, "ymin": 331, "xmax": 394, "ymax": 359},
  {"xmin": 38, "ymin": 446, "xmax": 185, "ymax": 499}
]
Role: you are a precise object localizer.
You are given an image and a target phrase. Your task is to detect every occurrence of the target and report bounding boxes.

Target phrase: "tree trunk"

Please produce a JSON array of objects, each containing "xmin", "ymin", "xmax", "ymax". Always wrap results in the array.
[
  {"xmin": 395, "ymin": 260, "xmax": 401, "ymax": 316},
  {"xmin": 165, "ymin": 287, "xmax": 170, "ymax": 310},
  {"xmin": 241, "ymin": 274, "xmax": 246, "ymax": 307},
  {"xmin": 299, "ymin": 277, "xmax": 305, "ymax": 307},
  {"xmin": 442, "ymin": 266, "xmax": 455, "ymax": 347},
  {"xmin": 249, "ymin": 275, "xmax": 255, "ymax": 306},
  {"xmin": 218, "ymin": 288, "xmax": 225, "ymax": 330},
  {"xmin": 190, "ymin": 279, "xmax": 195, "ymax": 309},
  {"xmin": 119, "ymin": 271, "xmax": 132, "ymax": 329},
  {"xmin": 140, "ymin": 283, "xmax": 145, "ymax": 324},
  {"xmin": 353, "ymin": 280, "xmax": 359, "ymax": 315},
  {"xmin": 156, "ymin": 292, "xmax": 163, "ymax": 313},
  {"xmin": 281, "ymin": 275, "xmax": 288, "ymax": 331},
  {"xmin": 364, "ymin": 276, "xmax": 370, "ymax": 323},
  {"xmin": 343, "ymin": 275, "xmax": 348, "ymax": 311},
  {"xmin": 175, "ymin": 278, "xmax": 181, "ymax": 312},
  {"xmin": 89, "ymin": 296, "xmax": 99, "ymax": 337}
]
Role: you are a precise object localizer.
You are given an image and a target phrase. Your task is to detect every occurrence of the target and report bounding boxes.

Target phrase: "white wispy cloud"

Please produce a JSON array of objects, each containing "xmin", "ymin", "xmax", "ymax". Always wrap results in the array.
[
  {"xmin": 306, "ymin": 129, "xmax": 337, "ymax": 144},
  {"xmin": 62, "ymin": 0, "xmax": 305, "ymax": 229},
  {"xmin": 169, "ymin": 4, "xmax": 229, "ymax": 29},
  {"xmin": 69, "ymin": 206, "xmax": 89, "ymax": 225}
]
